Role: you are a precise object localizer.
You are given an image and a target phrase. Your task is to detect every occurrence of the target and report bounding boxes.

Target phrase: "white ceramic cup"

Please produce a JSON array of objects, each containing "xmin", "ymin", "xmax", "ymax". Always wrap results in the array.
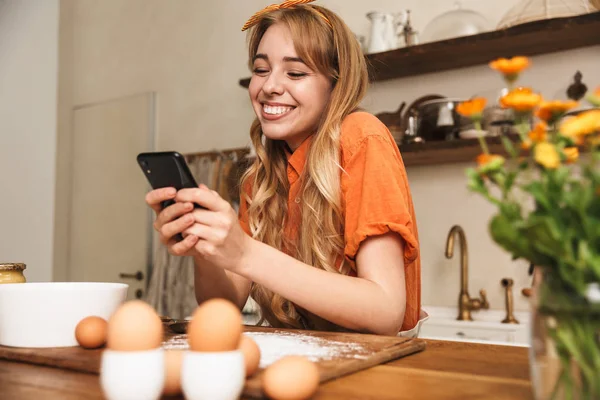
[
  {"xmin": 100, "ymin": 348, "xmax": 165, "ymax": 400},
  {"xmin": 181, "ymin": 350, "xmax": 245, "ymax": 400}
]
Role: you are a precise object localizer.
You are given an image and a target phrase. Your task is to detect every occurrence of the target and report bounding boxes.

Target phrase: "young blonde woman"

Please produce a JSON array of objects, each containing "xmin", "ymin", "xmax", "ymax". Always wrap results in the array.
[{"xmin": 146, "ymin": 0, "xmax": 422, "ymax": 336}]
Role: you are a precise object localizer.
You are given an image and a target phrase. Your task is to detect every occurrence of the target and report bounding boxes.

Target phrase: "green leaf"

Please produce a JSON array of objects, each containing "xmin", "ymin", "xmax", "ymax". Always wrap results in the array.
[
  {"xmin": 523, "ymin": 181, "xmax": 553, "ymax": 212},
  {"xmin": 489, "ymin": 213, "xmax": 552, "ymax": 266},
  {"xmin": 501, "ymin": 135, "xmax": 518, "ymax": 159},
  {"xmin": 504, "ymin": 171, "xmax": 518, "ymax": 193},
  {"xmin": 521, "ymin": 216, "xmax": 563, "ymax": 259}
]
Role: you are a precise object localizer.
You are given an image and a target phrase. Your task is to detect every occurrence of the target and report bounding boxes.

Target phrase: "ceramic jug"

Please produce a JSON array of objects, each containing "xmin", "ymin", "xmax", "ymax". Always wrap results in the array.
[{"xmin": 366, "ymin": 12, "xmax": 397, "ymax": 53}]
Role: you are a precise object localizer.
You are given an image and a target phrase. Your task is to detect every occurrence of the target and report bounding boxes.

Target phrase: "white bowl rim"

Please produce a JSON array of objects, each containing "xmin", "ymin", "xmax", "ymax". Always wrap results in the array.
[{"xmin": 0, "ymin": 282, "xmax": 129, "ymax": 292}]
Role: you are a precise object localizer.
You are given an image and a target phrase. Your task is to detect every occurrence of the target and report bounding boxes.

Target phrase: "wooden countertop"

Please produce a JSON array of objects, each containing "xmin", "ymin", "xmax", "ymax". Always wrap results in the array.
[{"xmin": 0, "ymin": 338, "xmax": 532, "ymax": 400}]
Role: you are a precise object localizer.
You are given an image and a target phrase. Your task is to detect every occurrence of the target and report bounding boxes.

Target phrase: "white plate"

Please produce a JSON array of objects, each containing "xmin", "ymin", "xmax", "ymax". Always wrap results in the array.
[{"xmin": 459, "ymin": 129, "xmax": 488, "ymax": 139}]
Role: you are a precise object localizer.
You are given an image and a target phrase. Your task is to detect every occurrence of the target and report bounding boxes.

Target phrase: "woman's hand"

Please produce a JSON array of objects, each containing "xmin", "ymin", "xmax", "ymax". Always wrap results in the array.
[
  {"xmin": 145, "ymin": 187, "xmax": 200, "ymax": 256},
  {"xmin": 175, "ymin": 185, "xmax": 252, "ymax": 272}
]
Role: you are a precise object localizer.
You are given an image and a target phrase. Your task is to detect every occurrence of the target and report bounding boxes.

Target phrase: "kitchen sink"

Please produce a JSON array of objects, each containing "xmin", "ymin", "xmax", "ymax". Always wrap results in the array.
[{"xmin": 419, "ymin": 306, "xmax": 530, "ymax": 346}]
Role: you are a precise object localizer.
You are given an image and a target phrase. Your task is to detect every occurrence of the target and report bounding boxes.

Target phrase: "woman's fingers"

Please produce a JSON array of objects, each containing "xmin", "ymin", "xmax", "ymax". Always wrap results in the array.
[
  {"xmin": 183, "ymin": 222, "xmax": 220, "ymax": 242},
  {"xmin": 167, "ymin": 234, "xmax": 199, "ymax": 256},
  {"xmin": 176, "ymin": 187, "xmax": 229, "ymax": 212},
  {"xmin": 145, "ymin": 187, "xmax": 177, "ymax": 214},
  {"xmin": 158, "ymin": 213, "xmax": 195, "ymax": 244},
  {"xmin": 189, "ymin": 207, "xmax": 231, "ymax": 228},
  {"xmin": 155, "ymin": 202, "xmax": 194, "ymax": 230}
]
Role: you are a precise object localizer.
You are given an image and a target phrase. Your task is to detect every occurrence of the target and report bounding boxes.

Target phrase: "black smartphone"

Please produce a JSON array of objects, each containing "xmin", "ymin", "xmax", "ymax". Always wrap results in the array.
[
  {"xmin": 137, "ymin": 151, "xmax": 205, "ymax": 243},
  {"xmin": 137, "ymin": 151, "xmax": 201, "ymax": 209}
]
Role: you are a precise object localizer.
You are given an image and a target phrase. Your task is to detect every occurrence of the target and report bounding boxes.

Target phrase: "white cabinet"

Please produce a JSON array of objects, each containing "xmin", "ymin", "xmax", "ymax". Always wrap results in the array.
[{"xmin": 419, "ymin": 306, "xmax": 530, "ymax": 346}]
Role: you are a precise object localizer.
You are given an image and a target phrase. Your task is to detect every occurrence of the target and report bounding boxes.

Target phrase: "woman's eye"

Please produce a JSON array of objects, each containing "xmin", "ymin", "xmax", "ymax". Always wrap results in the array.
[
  {"xmin": 288, "ymin": 72, "xmax": 307, "ymax": 79},
  {"xmin": 253, "ymin": 68, "xmax": 269, "ymax": 75}
]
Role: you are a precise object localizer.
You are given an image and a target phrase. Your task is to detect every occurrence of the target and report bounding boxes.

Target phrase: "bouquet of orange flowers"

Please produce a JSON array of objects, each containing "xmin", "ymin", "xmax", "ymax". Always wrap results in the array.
[{"xmin": 459, "ymin": 56, "xmax": 600, "ymax": 399}]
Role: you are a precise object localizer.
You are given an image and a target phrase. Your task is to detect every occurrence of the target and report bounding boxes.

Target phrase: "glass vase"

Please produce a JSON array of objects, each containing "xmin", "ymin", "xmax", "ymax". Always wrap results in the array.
[{"xmin": 529, "ymin": 270, "xmax": 600, "ymax": 400}]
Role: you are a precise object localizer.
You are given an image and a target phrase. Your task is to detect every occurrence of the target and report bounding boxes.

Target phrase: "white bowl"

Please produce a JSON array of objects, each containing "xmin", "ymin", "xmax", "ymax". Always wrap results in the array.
[{"xmin": 0, "ymin": 282, "xmax": 128, "ymax": 348}]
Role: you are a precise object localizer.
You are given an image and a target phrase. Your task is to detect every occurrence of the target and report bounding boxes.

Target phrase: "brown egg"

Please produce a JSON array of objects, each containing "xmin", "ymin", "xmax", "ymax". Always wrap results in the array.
[
  {"xmin": 106, "ymin": 300, "xmax": 163, "ymax": 351},
  {"xmin": 239, "ymin": 335, "xmax": 261, "ymax": 377},
  {"xmin": 262, "ymin": 356, "xmax": 320, "ymax": 400},
  {"xmin": 163, "ymin": 349, "xmax": 184, "ymax": 396},
  {"xmin": 187, "ymin": 298, "xmax": 242, "ymax": 352},
  {"xmin": 75, "ymin": 316, "xmax": 107, "ymax": 349}
]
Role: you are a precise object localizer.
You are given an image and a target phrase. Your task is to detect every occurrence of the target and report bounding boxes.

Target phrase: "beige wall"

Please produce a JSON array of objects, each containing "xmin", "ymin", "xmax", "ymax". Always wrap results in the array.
[
  {"xmin": 0, "ymin": 0, "xmax": 59, "ymax": 282},
  {"xmin": 54, "ymin": 1, "xmax": 600, "ymax": 312}
]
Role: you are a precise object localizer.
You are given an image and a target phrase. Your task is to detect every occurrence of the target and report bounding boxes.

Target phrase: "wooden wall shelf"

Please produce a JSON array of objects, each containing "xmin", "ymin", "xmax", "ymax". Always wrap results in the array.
[
  {"xmin": 238, "ymin": 12, "xmax": 600, "ymax": 88},
  {"xmin": 400, "ymin": 135, "xmax": 519, "ymax": 167}
]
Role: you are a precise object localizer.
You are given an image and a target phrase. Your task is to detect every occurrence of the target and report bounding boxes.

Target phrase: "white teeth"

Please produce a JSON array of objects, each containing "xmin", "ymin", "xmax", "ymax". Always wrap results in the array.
[{"xmin": 263, "ymin": 105, "xmax": 293, "ymax": 115}]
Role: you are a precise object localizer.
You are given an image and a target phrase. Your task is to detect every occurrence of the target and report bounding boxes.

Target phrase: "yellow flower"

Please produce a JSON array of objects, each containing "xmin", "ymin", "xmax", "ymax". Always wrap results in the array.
[
  {"xmin": 534, "ymin": 142, "xmax": 560, "ymax": 169},
  {"xmin": 563, "ymin": 147, "xmax": 579, "ymax": 164},
  {"xmin": 536, "ymin": 100, "xmax": 578, "ymax": 122},
  {"xmin": 489, "ymin": 56, "xmax": 530, "ymax": 80},
  {"xmin": 560, "ymin": 110, "xmax": 600, "ymax": 143},
  {"xmin": 500, "ymin": 87, "xmax": 543, "ymax": 113},
  {"xmin": 457, "ymin": 97, "xmax": 487, "ymax": 119}
]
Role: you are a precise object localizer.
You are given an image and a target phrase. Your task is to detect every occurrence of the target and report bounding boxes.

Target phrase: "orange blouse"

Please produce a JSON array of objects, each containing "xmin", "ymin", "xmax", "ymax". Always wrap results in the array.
[{"xmin": 239, "ymin": 112, "xmax": 421, "ymax": 331}]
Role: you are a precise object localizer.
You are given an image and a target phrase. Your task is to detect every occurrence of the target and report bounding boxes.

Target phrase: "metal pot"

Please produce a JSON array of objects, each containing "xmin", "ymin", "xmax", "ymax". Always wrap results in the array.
[
  {"xmin": 412, "ymin": 98, "xmax": 472, "ymax": 142},
  {"xmin": 481, "ymin": 106, "xmax": 515, "ymax": 136}
]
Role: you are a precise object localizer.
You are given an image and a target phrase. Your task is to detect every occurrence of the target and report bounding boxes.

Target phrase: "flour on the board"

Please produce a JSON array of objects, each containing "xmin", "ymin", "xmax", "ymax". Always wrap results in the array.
[{"xmin": 163, "ymin": 331, "xmax": 370, "ymax": 368}]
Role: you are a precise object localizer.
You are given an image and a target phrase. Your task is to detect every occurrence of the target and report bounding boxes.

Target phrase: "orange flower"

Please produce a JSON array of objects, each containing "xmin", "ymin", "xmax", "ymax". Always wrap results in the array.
[
  {"xmin": 529, "ymin": 122, "xmax": 548, "ymax": 142},
  {"xmin": 563, "ymin": 147, "xmax": 579, "ymax": 164},
  {"xmin": 476, "ymin": 154, "xmax": 504, "ymax": 167},
  {"xmin": 536, "ymin": 100, "xmax": 578, "ymax": 122},
  {"xmin": 457, "ymin": 97, "xmax": 487, "ymax": 119},
  {"xmin": 521, "ymin": 122, "xmax": 548, "ymax": 150},
  {"xmin": 560, "ymin": 110, "xmax": 600, "ymax": 142},
  {"xmin": 475, "ymin": 153, "xmax": 505, "ymax": 177},
  {"xmin": 500, "ymin": 87, "xmax": 542, "ymax": 113},
  {"xmin": 489, "ymin": 56, "xmax": 530, "ymax": 80}
]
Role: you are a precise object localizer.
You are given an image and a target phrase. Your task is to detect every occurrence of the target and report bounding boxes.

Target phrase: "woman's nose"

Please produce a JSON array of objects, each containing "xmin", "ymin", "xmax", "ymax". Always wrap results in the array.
[{"xmin": 262, "ymin": 72, "xmax": 284, "ymax": 95}]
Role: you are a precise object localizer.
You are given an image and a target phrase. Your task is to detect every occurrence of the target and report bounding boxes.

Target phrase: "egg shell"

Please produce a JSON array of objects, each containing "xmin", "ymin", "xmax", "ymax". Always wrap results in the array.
[
  {"xmin": 75, "ymin": 316, "xmax": 107, "ymax": 349},
  {"xmin": 106, "ymin": 300, "xmax": 163, "ymax": 351},
  {"xmin": 239, "ymin": 335, "xmax": 261, "ymax": 377},
  {"xmin": 262, "ymin": 356, "xmax": 320, "ymax": 400},
  {"xmin": 187, "ymin": 298, "xmax": 243, "ymax": 352},
  {"xmin": 163, "ymin": 349, "xmax": 184, "ymax": 396}
]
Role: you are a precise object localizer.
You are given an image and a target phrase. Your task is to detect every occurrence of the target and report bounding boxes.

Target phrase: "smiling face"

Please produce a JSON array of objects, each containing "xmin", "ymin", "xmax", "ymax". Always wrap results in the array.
[{"xmin": 248, "ymin": 23, "xmax": 333, "ymax": 151}]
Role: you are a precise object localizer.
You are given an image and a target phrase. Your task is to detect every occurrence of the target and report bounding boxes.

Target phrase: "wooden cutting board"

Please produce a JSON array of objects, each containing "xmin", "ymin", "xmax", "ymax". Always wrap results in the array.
[{"xmin": 0, "ymin": 325, "xmax": 425, "ymax": 399}]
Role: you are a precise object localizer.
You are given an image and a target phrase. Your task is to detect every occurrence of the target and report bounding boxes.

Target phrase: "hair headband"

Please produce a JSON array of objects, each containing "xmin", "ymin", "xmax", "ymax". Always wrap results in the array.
[{"xmin": 241, "ymin": 0, "xmax": 332, "ymax": 32}]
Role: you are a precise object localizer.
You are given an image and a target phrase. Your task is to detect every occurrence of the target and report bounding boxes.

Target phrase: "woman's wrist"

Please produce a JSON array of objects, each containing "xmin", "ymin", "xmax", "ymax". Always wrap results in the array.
[{"xmin": 235, "ymin": 235, "xmax": 258, "ymax": 277}]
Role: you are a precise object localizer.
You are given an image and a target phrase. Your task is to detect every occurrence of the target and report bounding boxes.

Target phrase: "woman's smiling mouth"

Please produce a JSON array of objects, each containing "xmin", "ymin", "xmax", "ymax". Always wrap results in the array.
[{"xmin": 261, "ymin": 103, "xmax": 296, "ymax": 120}]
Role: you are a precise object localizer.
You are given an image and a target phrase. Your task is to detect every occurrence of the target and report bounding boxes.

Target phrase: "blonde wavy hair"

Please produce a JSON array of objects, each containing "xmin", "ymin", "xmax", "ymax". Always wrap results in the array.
[{"xmin": 241, "ymin": 4, "xmax": 368, "ymax": 329}]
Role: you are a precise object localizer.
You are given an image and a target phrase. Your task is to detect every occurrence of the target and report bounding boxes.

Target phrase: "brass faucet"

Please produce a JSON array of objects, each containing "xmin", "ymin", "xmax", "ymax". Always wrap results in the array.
[
  {"xmin": 501, "ymin": 278, "xmax": 519, "ymax": 324},
  {"xmin": 445, "ymin": 225, "xmax": 489, "ymax": 321}
]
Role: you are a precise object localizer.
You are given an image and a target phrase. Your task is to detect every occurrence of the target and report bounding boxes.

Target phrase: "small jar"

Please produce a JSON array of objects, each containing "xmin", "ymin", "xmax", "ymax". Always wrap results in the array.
[{"xmin": 0, "ymin": 263, "xmax": 26, "ymax": 284}]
